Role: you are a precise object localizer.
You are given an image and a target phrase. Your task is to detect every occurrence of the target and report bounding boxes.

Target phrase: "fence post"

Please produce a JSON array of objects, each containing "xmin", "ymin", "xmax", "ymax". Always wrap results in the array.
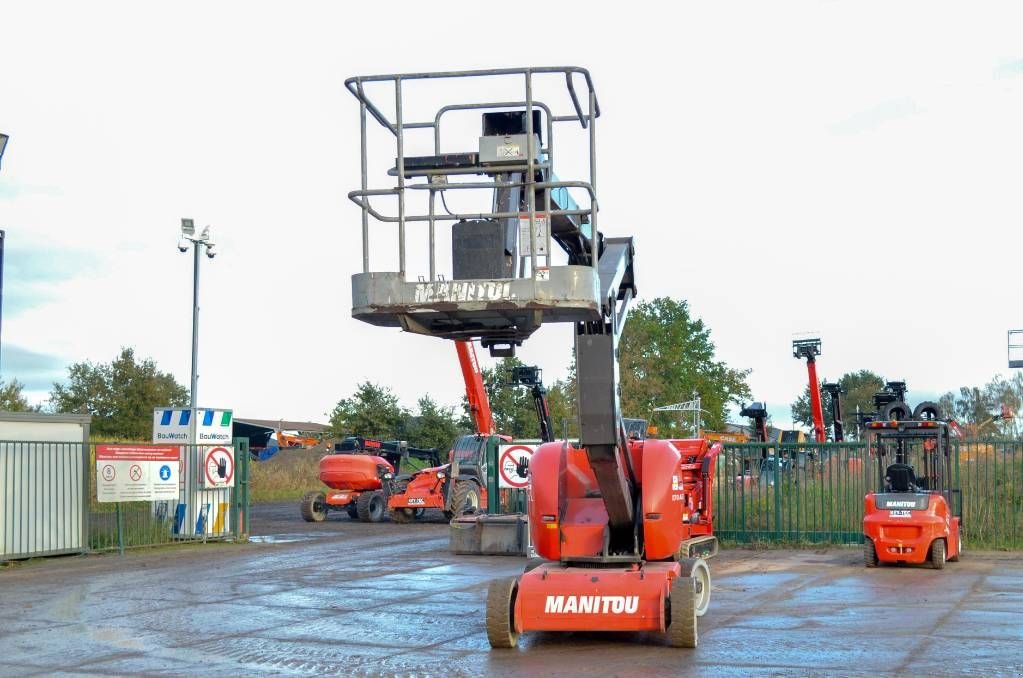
[
  {"xmin": 773, "ymin": 449, "xmax": 782, "ymax": 539},
  {"xmin": 115, "ymin": 502, "xmax": 124, "ymax": 555}
]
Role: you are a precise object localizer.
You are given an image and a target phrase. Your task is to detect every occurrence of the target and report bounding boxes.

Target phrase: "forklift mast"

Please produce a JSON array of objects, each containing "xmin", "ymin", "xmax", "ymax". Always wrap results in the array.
[
  {"xmin": 821, "ymin": 382, "xmax": 844, "ymax": 442},
  {"xmin": 793, "ymin": 338, "xmax": 826, "ymax": 444},
  {"xmin": 740, "ymin": 401, "xmax": 770, "ymax": 443},
  {"xmin": 508, "ymin": 365, "xmax": 555, "ymax": 443}
]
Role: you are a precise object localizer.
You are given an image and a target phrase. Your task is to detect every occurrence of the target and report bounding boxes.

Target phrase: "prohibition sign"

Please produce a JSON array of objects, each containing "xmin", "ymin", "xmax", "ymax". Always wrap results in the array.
[
  {"xmin": 101, "ymin": 464, "xmax": 116, "ymax": 481},
  {"xmin": 129, "ymin": 464, "xmax": 143, "ymax": 482},
  {"xmin": 499, "ymin": 445, "xmax": 534, "ymax": 489},
  {"xmin": 204, "ymin": 446, "xmax": 234, "ymax": 485}
]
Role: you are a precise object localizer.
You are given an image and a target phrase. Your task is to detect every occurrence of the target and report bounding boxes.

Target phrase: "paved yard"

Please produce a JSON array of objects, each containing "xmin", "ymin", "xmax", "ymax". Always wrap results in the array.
[{"xmin": 1, "ymin": 503, "xmax": 1021, "ymax": 676}]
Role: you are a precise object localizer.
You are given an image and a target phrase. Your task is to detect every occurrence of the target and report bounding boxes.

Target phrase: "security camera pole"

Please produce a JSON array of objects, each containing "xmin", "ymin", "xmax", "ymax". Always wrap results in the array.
[{"xmin": 178, "ymin": 218, "xmax": 217, "ymax": 408}]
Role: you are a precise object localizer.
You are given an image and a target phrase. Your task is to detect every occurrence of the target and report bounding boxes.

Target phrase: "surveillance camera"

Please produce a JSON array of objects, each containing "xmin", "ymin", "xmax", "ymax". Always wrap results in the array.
[
  {"xmin": 177, "ymin": 238, "xmax": 190, "ymax": 253},
  {"xmin": 205, "ymin": 244, "xmax": 217, "ymax": 259}
]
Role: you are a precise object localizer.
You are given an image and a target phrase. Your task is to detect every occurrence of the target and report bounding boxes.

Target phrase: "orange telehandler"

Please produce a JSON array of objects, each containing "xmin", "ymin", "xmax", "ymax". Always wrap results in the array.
[{"xmin": 384, "ymin": 339, "xmax": 508, "ymax": 522}]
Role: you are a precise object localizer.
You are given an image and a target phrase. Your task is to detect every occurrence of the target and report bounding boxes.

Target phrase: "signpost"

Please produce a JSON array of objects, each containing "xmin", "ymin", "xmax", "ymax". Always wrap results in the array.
[
  {"xmin": 498, "ymin": 444, "xmax": 535, "ymax": 489},
  {"xmin": 96, "ymin": 445, "xmax": 180, "ymax": 503}
]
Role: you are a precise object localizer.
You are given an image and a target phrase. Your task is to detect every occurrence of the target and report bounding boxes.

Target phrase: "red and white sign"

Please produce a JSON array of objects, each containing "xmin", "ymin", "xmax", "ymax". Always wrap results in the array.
[
  {"xmin": 96, "ymin": 445, "xmax": 180, "ymax": 503},
  {"xmin": 203, "ymin": 446, "xmax": 235, "ymax": 488},
  {"xmin": 499, "ymin": 444, "xmax": 536, "ymax": 489}
]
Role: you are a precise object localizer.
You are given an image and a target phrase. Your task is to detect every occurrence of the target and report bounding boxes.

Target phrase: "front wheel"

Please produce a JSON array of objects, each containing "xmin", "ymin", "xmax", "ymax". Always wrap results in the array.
[
  {"xmin": 864, "ymin": 538, "xmax": 879, "ymax": 568},
  {"xmin": 486, "ymin": 578, "xmax": 519, "ymax": 648},
  {"xmin": 356, "ymin": 491, "xmax": 386, "ymax": 522},
  {"xmin": 300, "ymin": 491, "xmax": 326, "ymax": 522},
  {"xmin": 668, "ymin": 576, "xmax": 698, "ymax": 648},
  {"xmin": 930, "ymin": 538, "xmax": 946, "ymax": 570},
  {"xmin": 389, "ymin": 508, "xmax": 417, "ymax": 524},
  {"xmin": 445, "ymin": 481, "xmax": 481, "ymax": 520},
  {"xmin": 677, "ymin": 558, "xmax": 711, "ymax": 617}
]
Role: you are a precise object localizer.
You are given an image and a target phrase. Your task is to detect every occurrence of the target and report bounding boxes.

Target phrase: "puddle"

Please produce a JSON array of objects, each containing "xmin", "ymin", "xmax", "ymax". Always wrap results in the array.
[{"xmin": 248, "ymin": 534, "xmax": 324, "ymax": 544}]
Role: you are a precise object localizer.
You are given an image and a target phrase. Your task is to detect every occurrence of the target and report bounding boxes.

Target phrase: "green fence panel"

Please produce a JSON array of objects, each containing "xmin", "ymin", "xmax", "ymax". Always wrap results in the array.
[{"xmin": 714, "ymin": 440, "xmax": 1022, "ymax": 549}]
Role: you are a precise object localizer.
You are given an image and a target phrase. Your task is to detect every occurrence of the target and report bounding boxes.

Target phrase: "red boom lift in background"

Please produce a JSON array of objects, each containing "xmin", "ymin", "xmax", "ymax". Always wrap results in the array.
[{"xmin": 793, "ymin": 338, "xmax": 827, "ymax": 443}]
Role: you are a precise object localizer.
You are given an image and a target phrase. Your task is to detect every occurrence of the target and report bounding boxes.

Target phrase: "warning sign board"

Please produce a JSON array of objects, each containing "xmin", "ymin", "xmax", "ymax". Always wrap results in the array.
[
  {"xmin": 498, "ymin": 444, "xmax": 535, "ymax": 489},
  {"xmin": 203, "ymin": 446, "xmax": 235, "ymax": 488},
  {"xmin": 96, "ymin": 445, "xmax": 180, "ymax": 503}
]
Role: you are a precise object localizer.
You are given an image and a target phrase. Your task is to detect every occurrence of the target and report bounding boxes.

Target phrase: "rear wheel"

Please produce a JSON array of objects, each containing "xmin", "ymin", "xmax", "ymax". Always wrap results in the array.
[
  {"xmin": 300, "ymin": 491, "xmax": 326, "ymax": 522},
  {"xmin": 346, "ymin": 504, "xmax": 359, "ymax": 519},
  {"xmin": 486, "ymin": 578, "xmax": 519, "ymax": 649},
  {"xmin": 445, "ymin": 481, "xmax": 481, "ymax": 520},
  {"xmin": 864, "ymin": 538, "xmax": 879, "ymax": 567},
  {"xmin": 356, "ymin": 491, "xmax": 386, "ymax": 522},
  {"xmin": 668, "ymin": 576, "xmax": 698, "ymax": 648},
  {"xmin": 929, "ymin": 538, "xmax": 946, "ymax": 570},
  {"xmin": 677, "ymin": 558, "xmax": 711, "ymax": 617}
]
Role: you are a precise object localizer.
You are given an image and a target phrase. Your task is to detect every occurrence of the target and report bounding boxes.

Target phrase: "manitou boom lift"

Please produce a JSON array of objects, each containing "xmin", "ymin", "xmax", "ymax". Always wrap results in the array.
[
  {"xmin": 457, "ymin": 339, "xmax": 496, "ymax": 435},
  {"xmin": 346, "ymin": 67, "xmax": 719, "ymax": 649},
  {"xmin": 793, "ymin": 338, "xmax": 827, "ymax": 443}
]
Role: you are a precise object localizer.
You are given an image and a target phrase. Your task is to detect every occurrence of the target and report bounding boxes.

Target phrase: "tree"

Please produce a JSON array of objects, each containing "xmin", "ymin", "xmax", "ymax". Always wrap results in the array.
[
  {"xmin": 618, "ymin": 297, "xmax": 751, "ymax": 437},
  {"xmin": 405, "ymin": 395, "xmax": 462, "ymax": 450},
  {"xmin": 938, "ymin": 373, "xmax": 1023, "ymax": 438},
  {"xmin": 328, "ymin": 382, "xmax": 408, "ymax": 439},
  {"xmin": 792, "ymin": 369, "xmax": 885, "ymax": 440},
  {"xmin": 0, "ymin": 379, "xmax": 39, "ymax": 412},
  {"xmin": 49, "ymin": 348, "xmax": 188, "ymax": 439}
]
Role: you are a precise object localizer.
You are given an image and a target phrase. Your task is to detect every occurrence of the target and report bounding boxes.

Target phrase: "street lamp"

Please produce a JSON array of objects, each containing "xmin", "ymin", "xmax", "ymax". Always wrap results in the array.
[{"xmin": 179, "ymin": 218, "xmax": 217, "ymax": 408}]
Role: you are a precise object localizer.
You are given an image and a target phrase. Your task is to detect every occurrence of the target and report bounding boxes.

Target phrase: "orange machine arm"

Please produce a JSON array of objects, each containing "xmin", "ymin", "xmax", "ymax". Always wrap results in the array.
[{"xmin": 456, "ymin": 340, "xmax": 495, "ymax": 435}]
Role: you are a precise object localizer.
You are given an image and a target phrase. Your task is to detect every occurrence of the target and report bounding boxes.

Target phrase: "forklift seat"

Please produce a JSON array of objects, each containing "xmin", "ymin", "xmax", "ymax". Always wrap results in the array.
[{"xmin": 885, "ymin": 463, "xmax": 917, "ymax": 493}]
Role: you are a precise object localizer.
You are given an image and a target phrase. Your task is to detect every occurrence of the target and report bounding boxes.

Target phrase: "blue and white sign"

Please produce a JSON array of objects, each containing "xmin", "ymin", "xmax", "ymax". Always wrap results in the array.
[{"xmin": 152, "ymin": 408, "xmax": 233, "ymax": 445}]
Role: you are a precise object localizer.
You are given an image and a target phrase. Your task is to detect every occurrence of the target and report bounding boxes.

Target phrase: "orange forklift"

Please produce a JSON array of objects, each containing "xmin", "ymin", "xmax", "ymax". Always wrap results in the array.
[{"xmin": 863, "ymin": 403, "xmax": 962, "ymax": 569}]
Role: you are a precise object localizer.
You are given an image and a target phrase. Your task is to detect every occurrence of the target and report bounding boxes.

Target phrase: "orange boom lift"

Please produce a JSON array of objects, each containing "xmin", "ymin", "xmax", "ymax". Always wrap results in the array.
[{"xmin": 344, "ymin": 66, "xmax": 719, "ymax": 647}]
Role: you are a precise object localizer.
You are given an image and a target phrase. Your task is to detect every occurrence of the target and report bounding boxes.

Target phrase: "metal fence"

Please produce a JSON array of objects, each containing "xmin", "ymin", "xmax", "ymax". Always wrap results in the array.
[
  {"xmin": 714, "ymin": 440, "xmax": 1023, "ymax": 549},
  {"xmin": 88, "ymin": 442, "xmax": 249, "ymax": 554}
]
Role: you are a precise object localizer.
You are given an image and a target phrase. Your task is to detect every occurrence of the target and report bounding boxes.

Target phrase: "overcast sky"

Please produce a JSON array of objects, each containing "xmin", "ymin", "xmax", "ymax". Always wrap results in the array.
[{"xmin": 1, "ymin": 2, "xmax": 1021, "ymax": 429}]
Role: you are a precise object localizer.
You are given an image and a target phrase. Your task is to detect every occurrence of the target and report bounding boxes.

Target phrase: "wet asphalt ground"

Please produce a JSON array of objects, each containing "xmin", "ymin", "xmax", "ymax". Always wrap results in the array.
[{"xmin": 2, "ymin": 502, "xmax": 1022, "ymax": 677}]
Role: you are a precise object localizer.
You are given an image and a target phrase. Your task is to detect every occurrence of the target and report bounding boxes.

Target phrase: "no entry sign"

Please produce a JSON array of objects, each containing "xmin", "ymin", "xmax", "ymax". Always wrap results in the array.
[
  {"xmin": 203, "ymin": 446, "xmax": 235, "ymax": 488},
  {"xmin": 498, "ymin": 444, "xmax": 535, "ymax": 489},
  {"xmin": 96, "ymin": 445, "xmax": 180, "ymax": 503}
]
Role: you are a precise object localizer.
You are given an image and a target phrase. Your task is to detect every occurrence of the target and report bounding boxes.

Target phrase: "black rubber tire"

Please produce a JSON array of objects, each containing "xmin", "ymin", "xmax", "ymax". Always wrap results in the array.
[
  {"xmin": 389, "ymin": 508, "xmax": 416, "ymax": 524},
  {"xmin": 668, "ymin": 576, "xmax": 699, "ymax": 648},
  {"xmin": 882, "ymin": 401, "xmax": 913, "ymax": 421},
  {"xmin": 486, "ymin": 578, "xmax": 519, "ymax": 649},
  {"xmin": 356, "ymin": 490, "xmax": 386, "ymax": 522},
  {"xmin": 930, "ymin": 538, "xmax": 946, "ymax": 570},
  {"xmin": 913, "ymin": 401, "xmax": 943, "ymax": 421},
  {"xmin": 445, "ymin": 481, "xmax": 481, "ymax": 520},
  {"xmin": 346, "ymin": 504, "xmax": 359, "ymax": 519},
  {"xmin": 677, "ymin": 558, "xmax": 712, "ymax": 617},
  {"xmin": 300, "ymin": 491, "xmax": 327, "ymax": 522},
  {"xmin": 864, "ymin": 538, "xmax": 879, "ymax": 568}
]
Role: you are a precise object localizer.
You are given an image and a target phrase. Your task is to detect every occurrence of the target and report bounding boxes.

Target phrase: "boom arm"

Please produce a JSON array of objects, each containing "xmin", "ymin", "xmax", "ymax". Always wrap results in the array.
[
  {"xmin": 793, "ymin": 339, "xmax": 827, "ymax": 444},
  {"xmin": 576, "ymin": 237, "xmax": 638, "ymax": 551},
  {"xmin": 456, "ymin": 340, "xmax": 496, "ymax": 435}
]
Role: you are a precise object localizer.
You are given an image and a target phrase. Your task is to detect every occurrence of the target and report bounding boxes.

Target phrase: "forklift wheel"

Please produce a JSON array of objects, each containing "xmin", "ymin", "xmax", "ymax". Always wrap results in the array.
[
  {"xmin": 864, "ymin": 539, "xmax": 879, "ymax": 568},
  {"xmin": 486, "ymin": 578, "xmax": 519, "ymax": 649},
  {"xmin": 677, "ymin": 558, "xmax": 711, "ymax": 617},
  {"xmin": 930, "ymin": 539, "xmax": 946, "ymax": 570},
  {"xmin": 346, "ymin": 503, "xmax": 359, "ymax": 519},
  {"xmin": 668, "ymin": 576, "xmax": 698, "ymax": 648},
  {"xmin": 300, "ymin": 491, "xmax": 327, "ymax": 523},
  {"xmin": 356, "ymin": 491, "xmax": 386, "ymax": 522},
  {"xmin": 389, "ymin": 508, "xmax": 417, "ymax": 524}
]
